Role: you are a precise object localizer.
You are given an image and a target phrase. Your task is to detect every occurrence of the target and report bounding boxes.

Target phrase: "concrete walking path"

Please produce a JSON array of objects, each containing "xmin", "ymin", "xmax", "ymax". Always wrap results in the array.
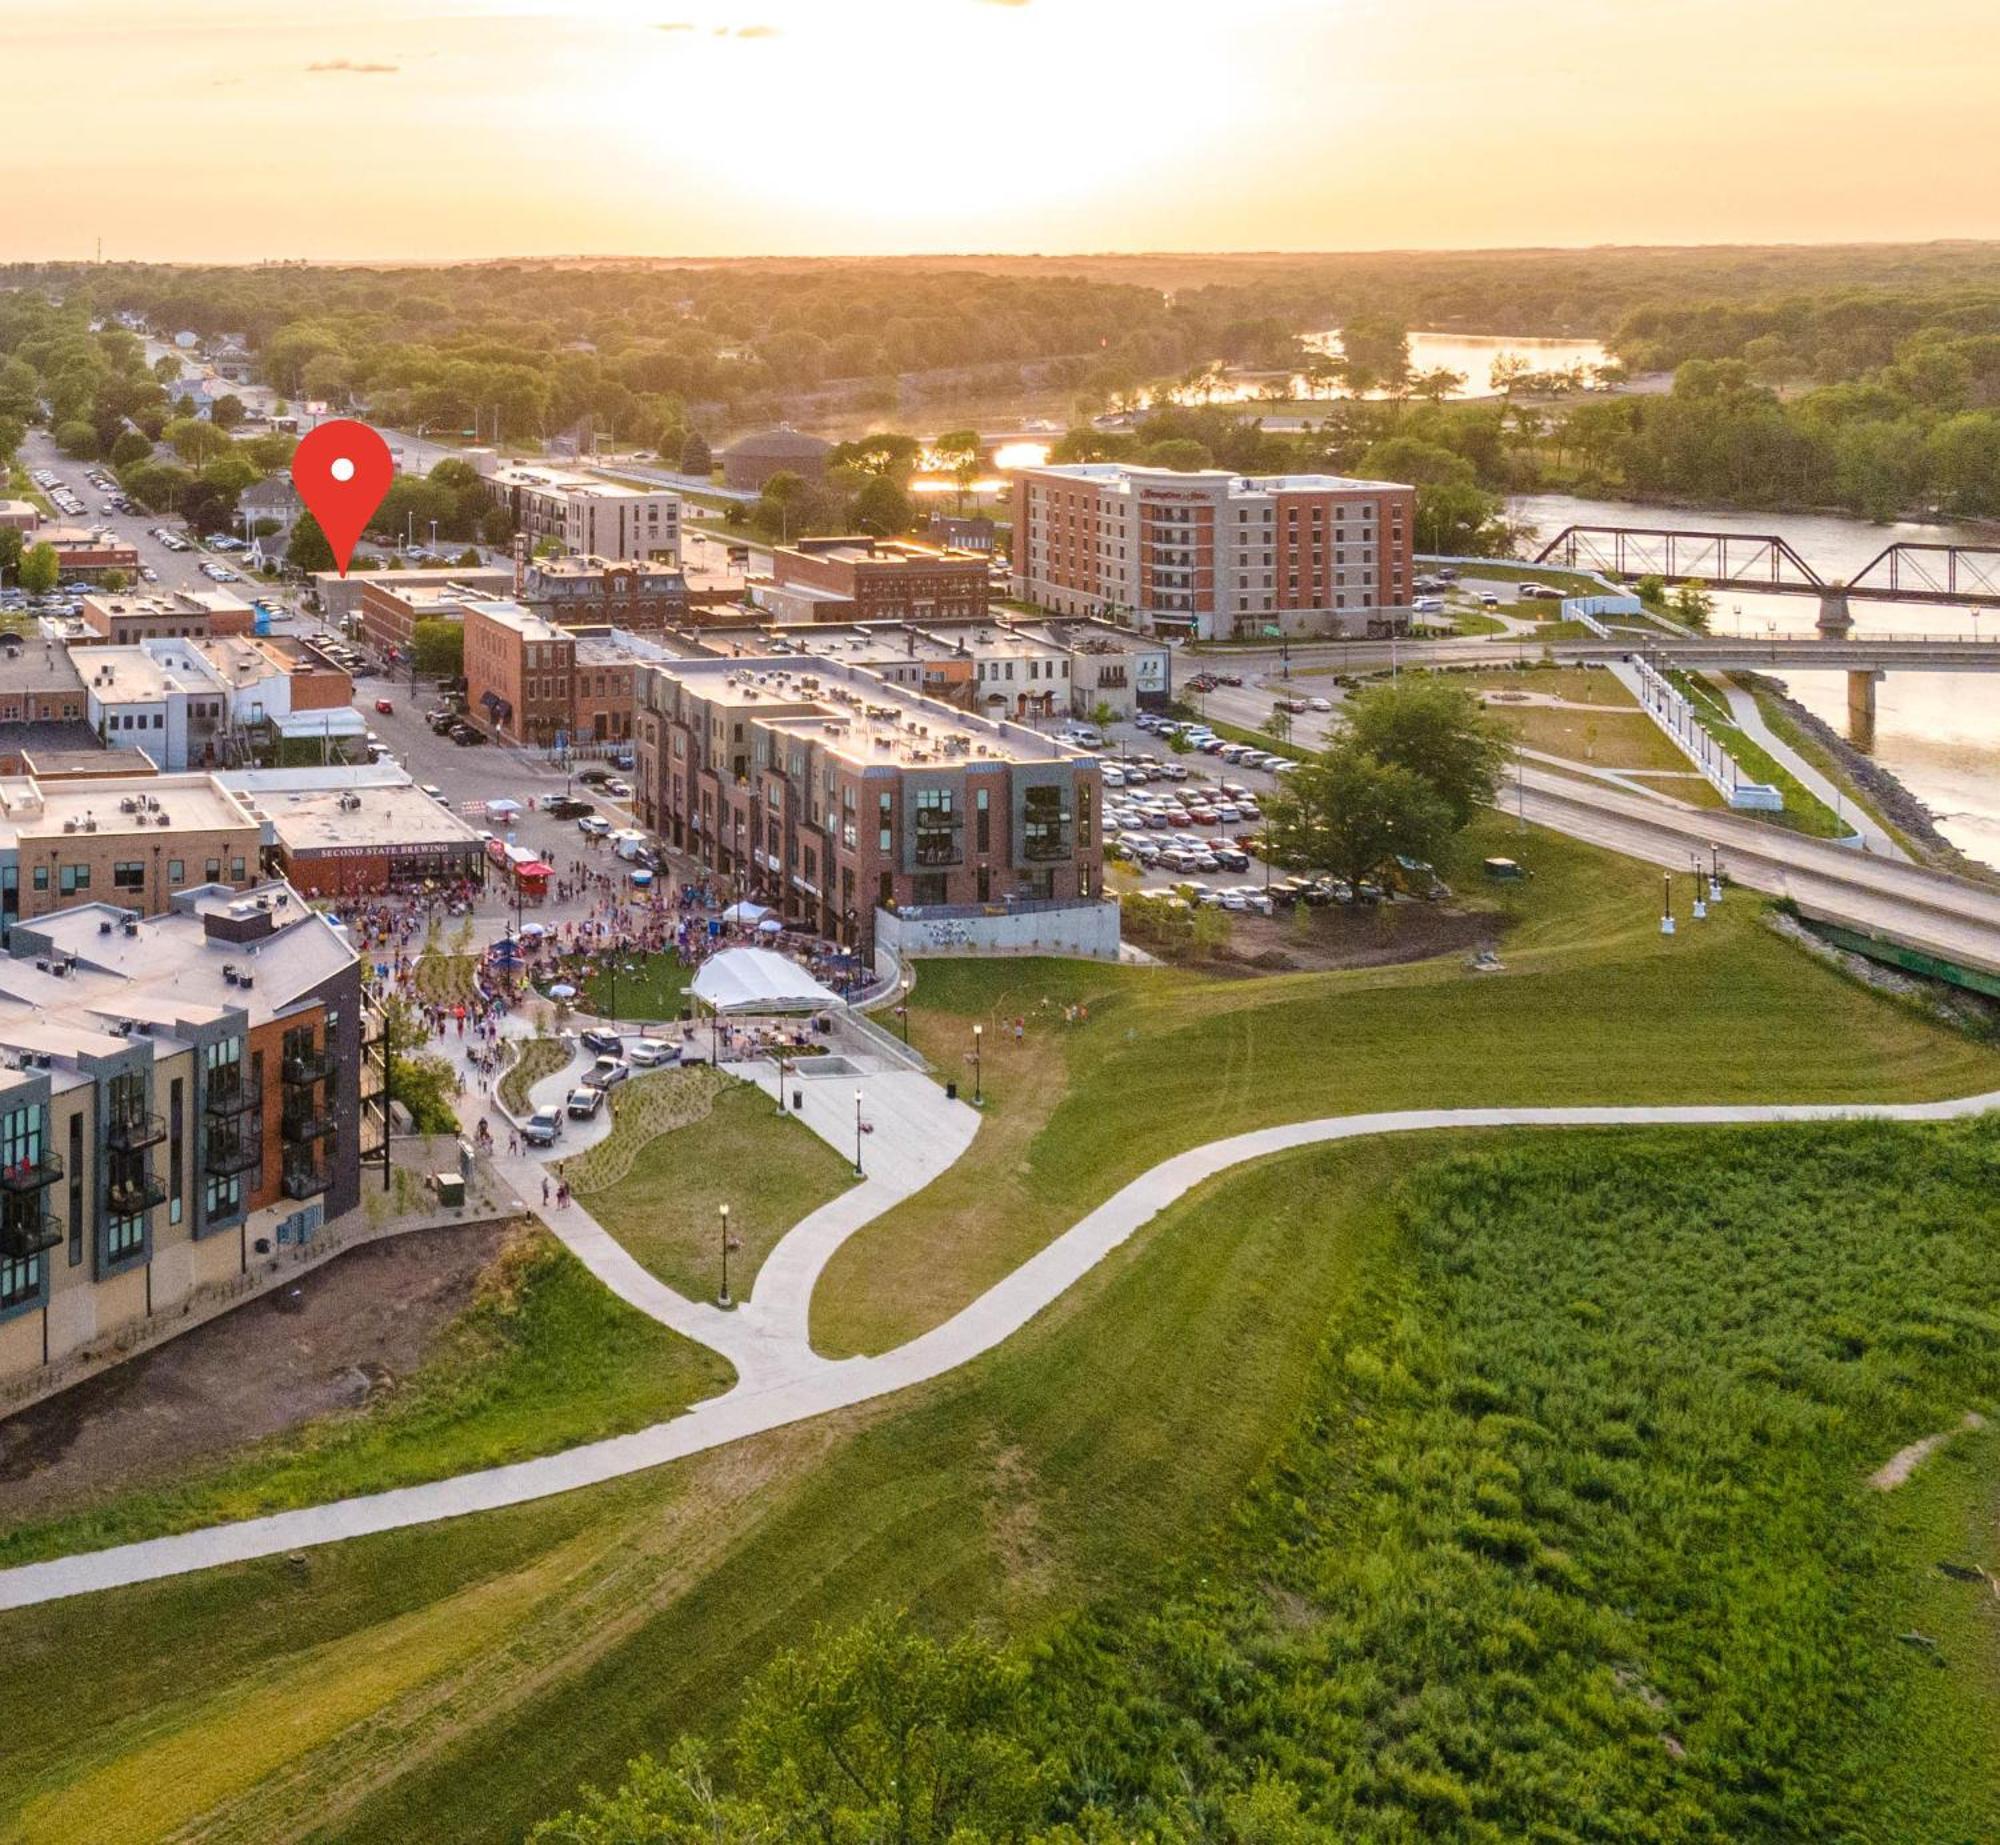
[
  {"xmin": 1711, "ymin": 680, "xmax": 1908, "ymax": 859},
  {"xmin": 4, "ymin": 1087, "xmax": 1997, "ymax": 1611}
]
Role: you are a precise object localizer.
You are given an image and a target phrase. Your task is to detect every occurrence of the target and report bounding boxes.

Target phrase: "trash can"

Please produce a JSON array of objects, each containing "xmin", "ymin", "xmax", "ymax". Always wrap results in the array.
[
  {"xmin": 792, "ymin": 1089, "xmax": 804, "ymax": 1111},
  {"xmin": 946, "ymin": 1081, "xmax": 958, "ymax": 1101}
]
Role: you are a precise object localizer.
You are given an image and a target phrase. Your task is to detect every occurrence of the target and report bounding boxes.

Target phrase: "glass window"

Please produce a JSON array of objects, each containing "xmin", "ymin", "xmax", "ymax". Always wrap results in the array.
[
  {"xmin": 114, "ymin": 861, "xmax": 144, "ymax": 890},
  {"xmin": 1022, "ymin": 785, "xmax": 1071, "ymax": 862},
  {"xmin": 911, "ymin": 788, "xmax": 960, "ymax": 867},
  {"xmin": 168, "ymin": 860, "xmax": 184, "ymax": 883}
]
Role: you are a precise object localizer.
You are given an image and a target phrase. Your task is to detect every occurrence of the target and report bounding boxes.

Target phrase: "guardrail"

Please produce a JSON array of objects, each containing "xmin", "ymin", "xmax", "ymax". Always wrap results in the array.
[{"xmin": 1623, "ymin": 656, "xmax": 1786, "ymax": 813}]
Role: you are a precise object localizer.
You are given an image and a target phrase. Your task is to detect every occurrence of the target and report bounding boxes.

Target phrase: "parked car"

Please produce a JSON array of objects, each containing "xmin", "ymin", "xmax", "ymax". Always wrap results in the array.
[
  {"xmin": 578, "ymin": 814, "xmax": 611, "ymax": 837},
  {"xmin": 421, "ymin": 783, "xmax": 448, "ymax": 806},
  {"xmin": 566, "ymin": 1085, "xmax": 605, "ymax": 1120},
  {"xmin": 604, "ymin": 777, "xmax": 633, "ymax": 798},
  {"xmin": 583, "ymin": 1056, "xmax": 631, "ymax": 1089},
  {"xmin": 627, "ymin": 1037, "xmax": 679, "ymax": 1068},
  {"xmin": 580, "ymin": 1028, "xmax": 623, "ymax": 1057},
  {"xmin": 374, "ymin": 697, "xmax": 395, "ymax": 715},
  {"xmin": 546, "ymin": 796, "xmax": 595, "ymax": 820},
  {"xmin": 522, "ymin": 1107, "xmax": 563, "ymax": 1147},
  {"xmin": 577, "ymin": 766, "xmax": 613, "ymax": 786}
]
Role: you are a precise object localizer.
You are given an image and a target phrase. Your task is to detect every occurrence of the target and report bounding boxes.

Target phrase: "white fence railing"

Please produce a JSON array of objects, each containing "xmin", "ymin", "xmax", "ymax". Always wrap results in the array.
[{"xmin": 1622, "ymin": 656, "xmax": 1784, "ymax": 811}]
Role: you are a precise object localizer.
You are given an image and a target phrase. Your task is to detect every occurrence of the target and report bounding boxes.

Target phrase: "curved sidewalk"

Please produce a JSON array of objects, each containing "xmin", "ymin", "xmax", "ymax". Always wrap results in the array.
[{"xmin": 3, "ymin": 1088, "xmax": 1996, "ymax": 1612}]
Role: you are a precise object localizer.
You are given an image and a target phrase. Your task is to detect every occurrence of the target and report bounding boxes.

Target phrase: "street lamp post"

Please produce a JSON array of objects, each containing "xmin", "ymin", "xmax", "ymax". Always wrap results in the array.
[
  {"xmin": 972, "ymin": 1022, "xmax": 983, "ymax": 1107},
  {"xmin": 1690, "ymin": 852, "xmax": 1707, "ymax": 920},
  {"xmin": 717, "ymin": 1202, "xmax": 731, "ymax": 1307},
  {"xmin": 897, "ymin": 971, "xmax": 912, "ymax": 1044},
  {"xmin": 853, "ymin": 1088, "xmax": 865, "ymax": 1179},
  {"xmin": 1709, "ymin": 843, "xmax": 1724, "ymax": 906},
  {"xmin": 775, "ymin": 1047, "xmax": 788, "ymax": 1116},
  {"xmin": 1660, "ymin": 872, "xmax": 1676, "ymax": 936}
]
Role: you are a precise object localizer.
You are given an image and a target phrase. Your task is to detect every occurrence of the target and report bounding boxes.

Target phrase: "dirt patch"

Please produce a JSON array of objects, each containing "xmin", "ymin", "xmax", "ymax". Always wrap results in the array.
[
  {"xmin": 0, "ymin": 1220, "xmax": 515, "ymax": 1525},
  {"xmin": 1201, "ymin": 902, "xmax": 1507, "ymax": 976},
  {"xmin": 1869, "ymin": 1411, "xmax": 1987, "ymax": 1491}
]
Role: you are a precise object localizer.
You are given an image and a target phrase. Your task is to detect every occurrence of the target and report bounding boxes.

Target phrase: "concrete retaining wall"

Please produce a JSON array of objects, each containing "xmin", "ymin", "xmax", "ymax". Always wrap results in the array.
[{"xmin": 875, "ymin": 899, "xmax": 1122, "ymax": 965}]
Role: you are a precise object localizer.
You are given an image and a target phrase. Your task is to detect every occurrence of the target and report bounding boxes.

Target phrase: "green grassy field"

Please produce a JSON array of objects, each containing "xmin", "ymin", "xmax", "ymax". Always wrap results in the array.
[
  {"xmin": 547, "ymin": 949, "xmax": 691, "ymax": 1024},
  {"xmin": 810, "ymin": 814, "xmax": 2000, "ymax": 1356},
  {"xmin": 0, "ymin": 1231, "xmax": 733, "ymax": 1570},
  {"xmin": 573, "ymin": 1073, "xmax": 857, "ymax": 1301},
  {"xmin": 2, "ymin": 816, "xmax": 1997, "ymax": 1843}
]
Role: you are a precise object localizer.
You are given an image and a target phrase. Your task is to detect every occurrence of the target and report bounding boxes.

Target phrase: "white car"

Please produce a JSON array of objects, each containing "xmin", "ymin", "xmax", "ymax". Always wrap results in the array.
[
  {"xmin": 627, "ymin": 1037, "xmax": 679, "ymax": 1068},
  {"xmin": 1309, "ymin": 697, "xmax": 1333, "ymax": 712}
]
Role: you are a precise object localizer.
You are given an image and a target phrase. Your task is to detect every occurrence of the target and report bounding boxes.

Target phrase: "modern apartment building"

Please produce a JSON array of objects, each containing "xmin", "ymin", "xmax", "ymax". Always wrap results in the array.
[
  {"xmin": 761, "ymin": 538, "xmax": 990, "ymax": 625},
  {"xmin": 634, "ymin": 655, "xmax": 1102, "ymax": 956},
  {"xmin": 1009, "ymin": 463, "xmax": 1415, "ymax": 641},
  {"xmin": 483, "ymin": 464, "xmax": 680, "ymax": 564},
  {"xmin": 0, "ymin": 773, "xmax": 262, "ymax": 934},
  {"xmin": 0, "ymin": 882, "xmax": 363, "ymax": 1388}
]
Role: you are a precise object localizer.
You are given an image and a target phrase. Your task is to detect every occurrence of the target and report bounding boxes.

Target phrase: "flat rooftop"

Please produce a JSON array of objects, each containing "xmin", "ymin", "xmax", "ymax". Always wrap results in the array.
[
  {"xmin": 465, "ymin": 598, "xmax": 566, "ymax": 643},
  {"xmin": 259, "ymin": 782, "xmax": 485, "ymax": 854},
  {"xmin": 0, "ymin": 773, "xmax": 256, "ymax": 844},
  {"xmin": 488, "ymin": 463, "xmax": 670, "ymax": 502},
  {"xmin": 1023, "ymin": 462, "xmax": 1412, "ymax": 496},
  {"xmin": 5, "ymin": 881, "xmax": 353, "ymax": 1038},
  {"xmin": 82, "ymin": 588, "xmax": 253, "ymax": 620},
  {"xmin": 651, "ymin": 655, "xmax": 1090, "ymax": 771},
  {"xmin": 74, "ymin": 643, "xmax": 219, "ymax": 703},
  {"xmin": 529, "ymin": 553, "xmax": 683, "ymax": 581},
  {"xmin": 0, "ymin": 641, "xmax": 85, "ymax": 697}
]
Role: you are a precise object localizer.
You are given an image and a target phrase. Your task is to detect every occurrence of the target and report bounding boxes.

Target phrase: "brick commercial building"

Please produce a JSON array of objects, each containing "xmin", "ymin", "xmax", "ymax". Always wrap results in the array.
[
  {"xmin": 0, "ymin": 500, "xmax": 40, "ymax": 536},
  {"xmin": 0, "ymin": 774, "xmax": 262, "ymax": 935},
  {"xmin": 634, "ymin": 655, "xmax": 1102, "ymax": 957},
  {"xmin": 1010, "ymin": 463, "xmax": 1415, "ymax": 641},
  {"xmin": 0, "ymin": 642, "xmax": 88, "ymax": 730},
  {"xmin": 353, "ymin": 577, "xmax": 494, "ymax": 663},
  {"xmin": 76, "ymin": 589, "xmax": 255, "ymax": 646},
  {"xmin": 255, "ymin": 780, "xmax": 488, "ymax": 897},
  {"xmin": 522, "ymin": 554, "xmax": 688, "ymax": 632},
  {"xmin": 0, "ymin": 882, "xmax": 363, "ymax": 1389},
  {"xmin": 33, "ymin": 529, "xmax": 141, "ymax": 580},
  {"xmin": 483, "ymin": 464, "xmax": 681, "ymax": 564},
  {"xmin": 762, "ymin": 538, "xmax": 991, "ymax": 625},
  {"xmin": 462, "ymin": 602, "xmax": 679, "ymax": 748},
  {"xmin": 720, "ymin": 428, "xmax": 831, "ymax": 493},
  {"xmin": 311, "ymin": 565, "xmax": 515, "ymax": 629}
]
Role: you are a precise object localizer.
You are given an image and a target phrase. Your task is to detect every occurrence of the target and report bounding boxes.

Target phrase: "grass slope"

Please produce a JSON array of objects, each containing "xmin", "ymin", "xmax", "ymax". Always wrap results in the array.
[
  {"xmin": 811, "ymin": 817, "xmax": 2000, "ymax": 1356},
  {"xmin": 0, "ymin": 1231, "xmax": 733, "ymax": 1570}
]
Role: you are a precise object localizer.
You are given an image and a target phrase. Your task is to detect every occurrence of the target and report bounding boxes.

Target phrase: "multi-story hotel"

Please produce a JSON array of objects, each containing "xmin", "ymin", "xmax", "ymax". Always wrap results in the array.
[
  {"xmin": 1009, "ymin": 463, "xmax": 1416, "ymax": 641},
  {"xmin": 634, "ymin": 655, "xmax": 1102, "ymax": 957},
  {"xmin": 0, "ymin": 881, "xmax": 363, "ymax": 1387}
]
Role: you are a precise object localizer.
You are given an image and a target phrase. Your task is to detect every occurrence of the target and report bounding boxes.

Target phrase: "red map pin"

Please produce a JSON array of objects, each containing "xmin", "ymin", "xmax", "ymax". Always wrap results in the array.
[{"xmin": 291, "ymin": 419, "xmax": 394, "ymax": 577}]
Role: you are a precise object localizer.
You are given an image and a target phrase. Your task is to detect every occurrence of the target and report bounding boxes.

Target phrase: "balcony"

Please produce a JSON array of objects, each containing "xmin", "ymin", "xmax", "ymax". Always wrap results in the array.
[
  {"xmin": 0, "ymin": 1204, "xmax": 58, "ymax": 1260},
  {"xmin": 204, "ymin": 1127, "xmax": 260, "ymax": 1177},
  {"xmin": 281, "ymin": 1156, "xmax": 329, "ymax": 1201},
  {"xmin": 283, "ymin": 1046, "xmax": 337, "ymax": 1087},
  {"xmin": 104, "ymin": 1109, "xmax": 166, "ymax": 1154},
  {"xmin": 204, "ymin": 1075, "xmax": 255, "ymax": 1118},
  {"xmin": 0, "ymin": 1147, "xmax": 61, "ymax": 1193},
  {"xmin": 282, "ymin": 1103, "xmax": 334, "ymax": 1143},
  {"xmin": 107, "ymin": 1172, "xmax": 168, "ymax": 1217}
]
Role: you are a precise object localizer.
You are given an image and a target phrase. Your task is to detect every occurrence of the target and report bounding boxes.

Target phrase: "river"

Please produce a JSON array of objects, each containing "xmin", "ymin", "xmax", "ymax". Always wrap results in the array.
[{"xmin": 1510, "ymin": 492, "xmax": 2000, "ymax": 870}]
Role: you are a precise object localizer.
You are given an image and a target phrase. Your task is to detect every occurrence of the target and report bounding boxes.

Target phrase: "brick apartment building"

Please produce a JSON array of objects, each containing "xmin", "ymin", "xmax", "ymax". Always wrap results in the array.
[
  {"xmin": 522, "ymin": 554, "xmax": 688, "ymax": 632},
  {"xmin": 463, "ymin": 600, "xmax": 652, "ymax": 748},
  {"xmin": 633, "ymin": 655, "xmax": 1102, "ymax": 957},
  {"xmin": 312, "ymin": 566, "xmax": 515, "ymax": 629},
  {"xmin": 1010, "ymin": 463, "xmax": 1415, "ymax": 641},
  {"xmin": 762, "ymin": 539, "xmax": 991, "ymax": 626},
  {"xmin": 0, "ymin": 882, "xmax": 363, "ymax": 1388}
]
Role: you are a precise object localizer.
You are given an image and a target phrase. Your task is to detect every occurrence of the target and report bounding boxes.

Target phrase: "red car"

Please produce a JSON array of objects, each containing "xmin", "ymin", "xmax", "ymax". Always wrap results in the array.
[{"xmin": 374, "ymin": 697, "xmax": 395, "ymax": 715}]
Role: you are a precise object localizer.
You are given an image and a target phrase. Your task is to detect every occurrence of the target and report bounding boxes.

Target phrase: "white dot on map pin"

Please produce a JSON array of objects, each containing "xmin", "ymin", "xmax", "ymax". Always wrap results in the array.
[{"xmin": 331, "ymin": 457, "xmax": 355, "ymax": 483}]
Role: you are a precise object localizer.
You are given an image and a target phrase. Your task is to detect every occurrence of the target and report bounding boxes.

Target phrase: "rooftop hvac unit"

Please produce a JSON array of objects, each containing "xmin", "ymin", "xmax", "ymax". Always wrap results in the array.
[
  {"xmin": 99, "ymin": 919, "xmax": 113, "ymax": 935},
  {"xmin": 122, "ymin": 918, "xmax": 138, "ymax": 937},
  {"xmin": 84, "ymin": 819, "xmax": 97, "ymax": 833},
  {"xmin": 240, "ymin": 970, "xmax": 253, "ymax": 988},
  {"xmin": 157, "ymin": 812, "xmax": 171, "ymax": 825},
  {"xmin": 119, "ymin": 797, "xmax": 137, "ymax": 814},
  {"xmin": 62, "ymin": 818, "xmax": 76, "ymax": 833}
]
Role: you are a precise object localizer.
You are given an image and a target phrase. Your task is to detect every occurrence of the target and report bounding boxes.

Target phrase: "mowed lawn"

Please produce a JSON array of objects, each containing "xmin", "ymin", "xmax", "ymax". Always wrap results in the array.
[
  {"xmin": 3, "ymin": 817, "xmax": 1999, "ymax": 1841},
  {"xmin": 574, "ymin": 1074, "xmax": 857, "ymax": 1302},
  {"xmin": 810, "ymin": 815, "xmax": 2000, "ymax": 1355}
]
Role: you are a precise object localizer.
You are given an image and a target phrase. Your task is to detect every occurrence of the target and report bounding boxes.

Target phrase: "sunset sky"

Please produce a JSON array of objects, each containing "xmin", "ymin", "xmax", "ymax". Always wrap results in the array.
[{"xmin": 11, "ymin": 0, "xmax": 1999, "ymax": 262}]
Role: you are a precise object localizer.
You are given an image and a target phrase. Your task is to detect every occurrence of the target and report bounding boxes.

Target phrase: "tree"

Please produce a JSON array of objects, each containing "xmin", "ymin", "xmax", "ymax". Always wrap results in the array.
[
  {"xmin": 457, "ymin": 546, "xmax": 484, "ymax": 567},
  {"xmin": 210, "ymin": 393, "xmax": 246, "ymax": 430},
  {"xmin": 54, "ymin": 420, "xmax": 100, "ymax": 460},
  {"xmin": 18, "ymin": 542, "xmax": 60, "ymax": 596},
  {"xmin": 99, "ymin": 568, "xmax": 129, "ymax": 592},
  {"xmin": 411, "ymin": 619, "xmax": 464, "ymax": 678},
  {"xmin": 287, "ymin": 510, "xmax": 336, "ymax": 574},
  {"xmin": 934, "ymin": 428, "xmax": 982, "ymax": 511},
  {"xmin": 677, "ymin": 429, "xmax": 712, "ymax": 476},
  {"xmin": 151, "ymin": 354, "xmax": 182, "ymax": 385},
  {"xmin": 1143, "ymin": 436, "xmax": 1213, "ymax": 472},
  {"xmin": 1268, "ymin": 703, "xmax": 1294, "ymax": 745},
  {"xmin": 1669, "ymin": 579, "xmax": 1715, "ymax": 630},
  {"xmin": 108, "ymin": 429, "xmax": 152, "ymax": 469},
  {"xmin": 1414, "ymin": 479, "xmax": 1508, "ymax": 555},
  {"xmin": 850, "ymin": 473, "xmax": 913, "ymax": 537},
  {"xmin": 1344, "ymin": 676, "xmax": 1509, "ymax": 829},
  {"xmin": 0, "ymin": 415, "xmax": 23, "ymax": 468},
  {"xmin": 0, "ymin": 529, "xmax": 22, "ymax": 583},
  {"xmin": 164, "ymin": 417, "xmax": 230, "ymax": 466},
  {"xmin": 534, "ymin": 1609, "xmax": 1046, "ymax": 1845},
  {"xmin": 1263, "ymin": 738, "xmax": 1455, "ymax": 886}
]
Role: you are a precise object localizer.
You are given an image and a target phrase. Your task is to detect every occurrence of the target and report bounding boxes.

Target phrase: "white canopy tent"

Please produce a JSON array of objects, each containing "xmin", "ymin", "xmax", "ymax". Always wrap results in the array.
[
  {"xmin": 720, "ymin": 901, "xmax": 771, "ymax": 926},
  {"xmin": 690, "ymin": 947, "xmax": 842, "ymax": 1015}
]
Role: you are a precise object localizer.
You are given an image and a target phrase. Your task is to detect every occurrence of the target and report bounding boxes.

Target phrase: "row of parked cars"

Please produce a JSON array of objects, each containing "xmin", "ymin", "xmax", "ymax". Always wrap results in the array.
[
  {"xmin": 1133, "ymin": 714, "xmax": 1299, "ymax": 777},
  {"xmin": 522, "ymin": 1032, "xmax": 683, "ymax": 1143},
  {"xmin": 31, "ymin": 469, "xmax": 89, "ymax": 520}
]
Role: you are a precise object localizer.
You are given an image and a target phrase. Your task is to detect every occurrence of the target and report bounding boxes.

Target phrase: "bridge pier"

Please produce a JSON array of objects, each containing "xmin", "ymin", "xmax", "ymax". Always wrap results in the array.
[
  {"xmin": 1817, "ymin": 589, "xmax": 1854, "ymax": 638},
  {"xmin": 1847, "ymin": 667, "xmax": 1883, "ymax": 734}
]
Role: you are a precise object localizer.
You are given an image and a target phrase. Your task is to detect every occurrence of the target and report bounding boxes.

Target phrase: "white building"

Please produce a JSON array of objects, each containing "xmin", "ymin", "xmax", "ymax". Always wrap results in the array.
[
  {"xmin": 81, "ymin": 638, "xmax": 316, "ymax": 770},
  {"xmin": 482, "ymin": 463, "xmax": 680, "ymax": 565},
  {"xmin": 1009, "ymin": 463, "xmax": 1417, "ymax": 642}
]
